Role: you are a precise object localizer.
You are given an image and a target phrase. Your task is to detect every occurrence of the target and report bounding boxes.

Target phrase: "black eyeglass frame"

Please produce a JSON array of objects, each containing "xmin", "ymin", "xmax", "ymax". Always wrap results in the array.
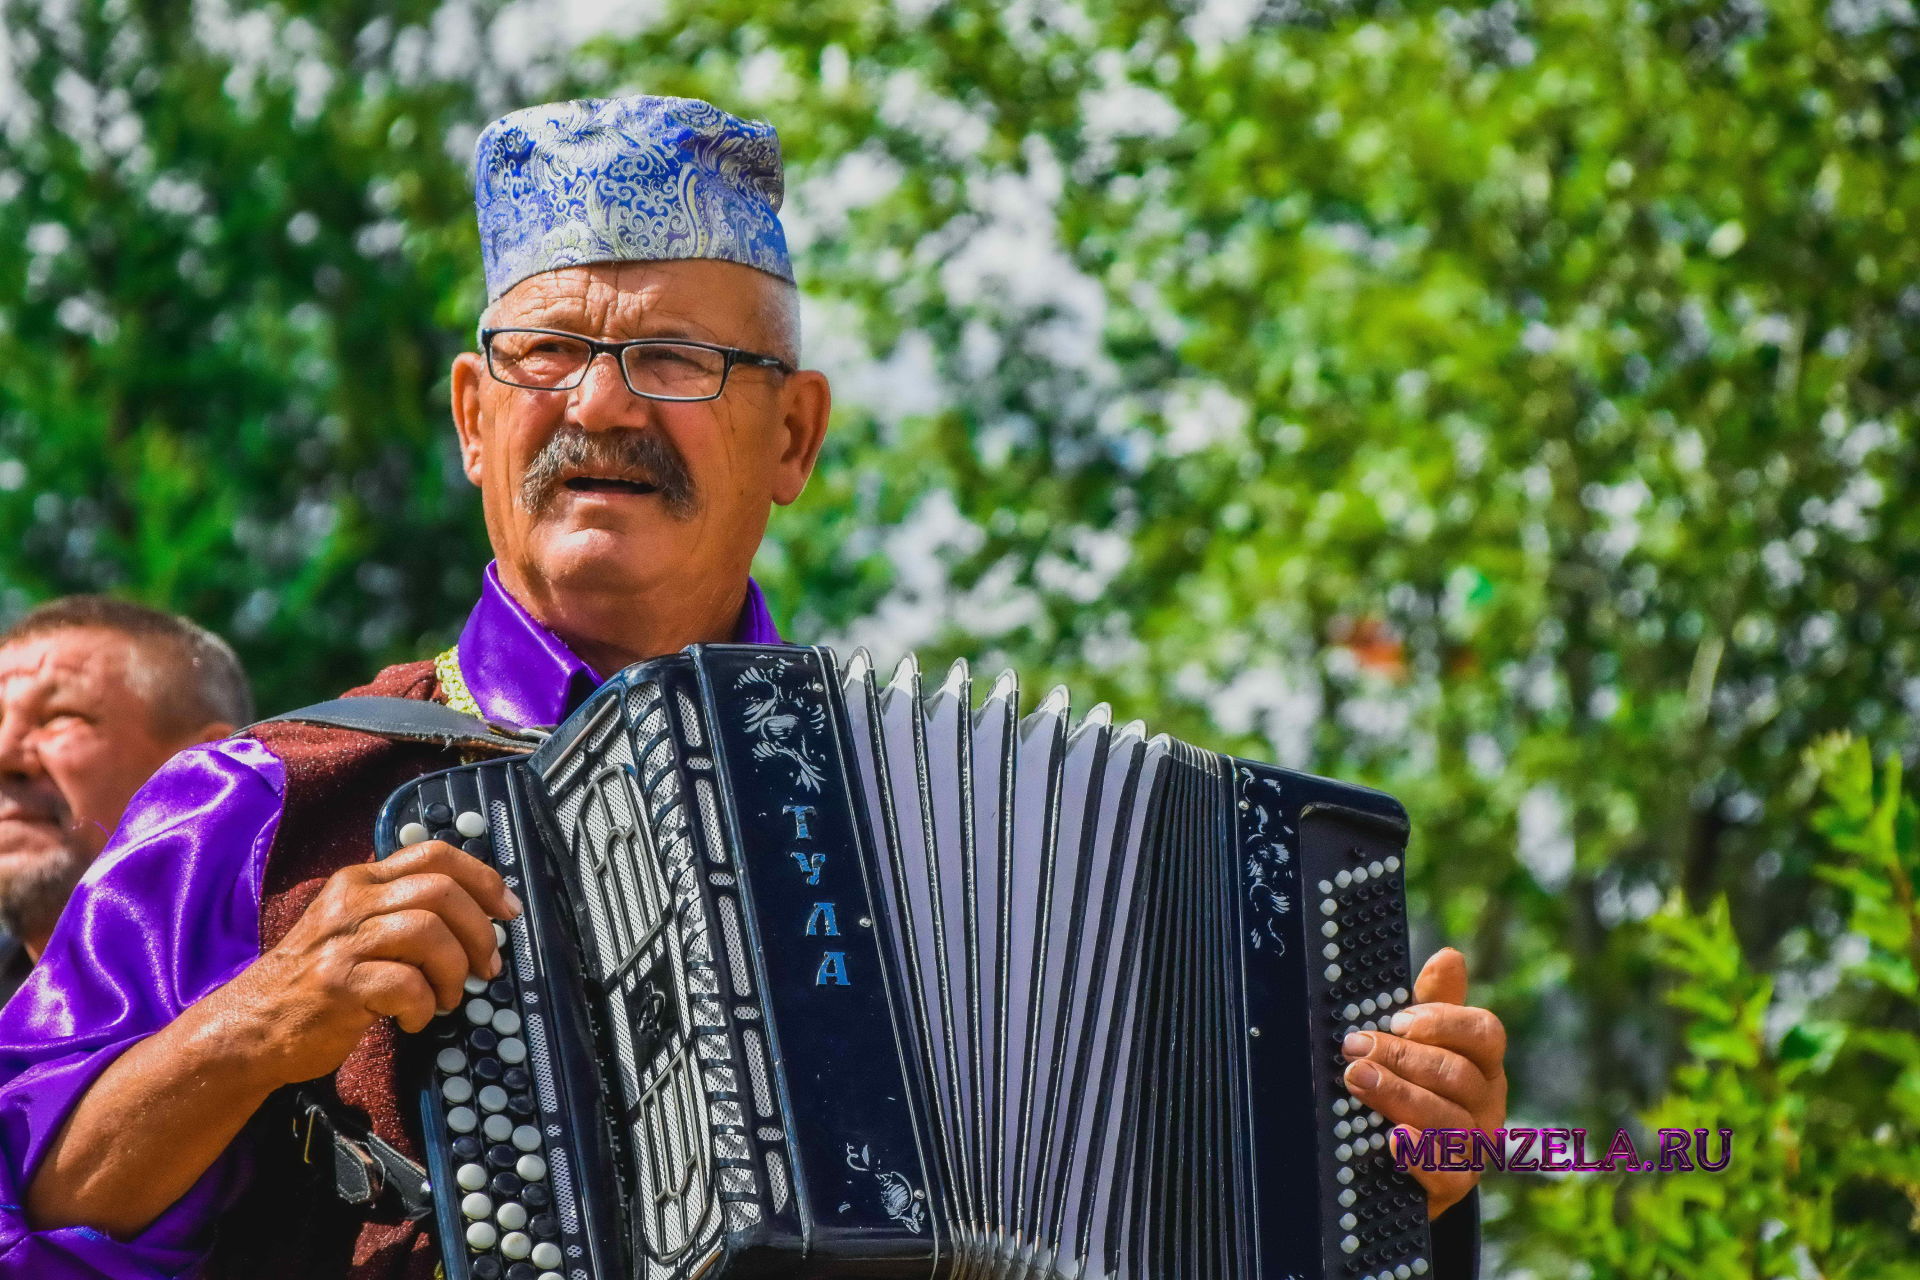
[{"xmin": 478, "ymin": 326, "xmax": 795, "ymax": 402}]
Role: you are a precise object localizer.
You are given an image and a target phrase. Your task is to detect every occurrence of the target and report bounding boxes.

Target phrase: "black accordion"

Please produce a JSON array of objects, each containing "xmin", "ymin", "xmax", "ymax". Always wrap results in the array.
[{"xmin": 376, "ymin": 644, "xmax": 1436, "ymax": 1280}]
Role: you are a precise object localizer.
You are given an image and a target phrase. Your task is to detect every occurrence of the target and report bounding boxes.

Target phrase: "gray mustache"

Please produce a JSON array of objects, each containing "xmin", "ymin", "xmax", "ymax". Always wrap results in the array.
[{"xmin": 520, "ymin": 426, "xmax": 697, "ymax": 521}]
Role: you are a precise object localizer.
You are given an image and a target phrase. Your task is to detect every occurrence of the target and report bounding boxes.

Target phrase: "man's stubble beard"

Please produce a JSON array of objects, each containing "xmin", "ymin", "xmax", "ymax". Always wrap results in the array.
[{"xmin": 0, "ymin": 827, "xmax": 91, "ymax": 946}]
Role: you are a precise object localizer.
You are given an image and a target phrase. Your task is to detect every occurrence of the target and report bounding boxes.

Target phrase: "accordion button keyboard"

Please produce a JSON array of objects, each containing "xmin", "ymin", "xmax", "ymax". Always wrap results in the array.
[
  {"xmin": 530, "ymin": 1242, "xmax": 563, "ymax": 1270},
  {"xmin": 437, "ymin": 1047, "xmax": 467, "ymax": 1074},
  {"xmin": 442, "ymin": 1078, "xmax": 474, "ymax": 1105},
  {"xmin": 491, "ymin": 1008, "xmax": 522, "ymax": 1036},
  {"xmin": 492, "ymin": 923, "xmax": 507, "ymax": 949},
  {"xmin": 452, "ymin": 1136, "xmax": 481, "ymax": 1162},
  {"xmin": 465, "ymin": 999, "xmax": 493, "ymax": 1026},
  {"xmin": 461, "ymin": 1192, "xmax": 492, "ymax": 1220},
  {"xmin": 510, "ymin": 1125, "xmax": 540, "ymax": 1153},
  {"xmin": 516, "ymin": 1153, "xmax": 546, "ymax": 1182},
  {"xmin": 473, "ymin": 1057, "xmax": 502, "ymax": 1083},
  {"xmin": 446, "ymin": 1107, "xmax": 477, "ymax": 1134},
  {"xmin": 455, "ymin": 809, "xmax": 487, "ymax": 838},
  {"xmin": 497, "ymin": 1036, "xmax": 526, "ymax": 1065},
  {"xmin": 397, "ymin": 822, "xmax": 430, "ymax": 847},
  {"xmin": 530, "ymin": 1212, "xmax": 557, "ymax": 1239},
  {"xmin": 491, "ymin": 1172, "xmax": 522, "ymax": 1198},
  {"xmin": 456, "ymin": 1163, "xmax": 487, "ymax": 1192},
  {"xmin": 495, "ymin": 1201, "xmax": 528, "ymax": 1232},
  {"xmin": 462, "ymin": 975, "xmax": 489, "ymax": 997},
  {"xmin": 499, "ymin": 1231, "xmax": 531, "ymax": 1260},
  {"xmin": 477, "ymin": 1085, "xmax": 508, "ymax": 1113},
  {"xmin": 483, "ymin": 1115, "xmax": 513, "ymax": 1143},
  {"xmin": 465, "ymin": 1221, "xmax": 497, "ymax": 1252}
]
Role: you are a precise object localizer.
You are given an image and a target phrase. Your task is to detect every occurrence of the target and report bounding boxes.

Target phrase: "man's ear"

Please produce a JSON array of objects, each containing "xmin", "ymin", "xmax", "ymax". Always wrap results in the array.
[
  {"xmin": 450, "ymin": 352, "xmax": 488, "ymax": 487},
  {"xmin": 771, "ymin": 369, "xmax": 831, "ymax": 507}
]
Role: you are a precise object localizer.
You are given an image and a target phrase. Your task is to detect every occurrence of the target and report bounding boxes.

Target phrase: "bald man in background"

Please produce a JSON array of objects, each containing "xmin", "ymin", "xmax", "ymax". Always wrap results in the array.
[{"xmin": 0, "ymin": 597, "xmax": 253, "ymax": 998}]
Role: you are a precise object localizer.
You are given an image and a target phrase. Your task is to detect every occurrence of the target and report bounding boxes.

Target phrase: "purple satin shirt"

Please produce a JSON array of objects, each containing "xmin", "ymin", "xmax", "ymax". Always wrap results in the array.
[{"xmin": 0, "ymin": 564, "xmax": 781, "ymax": 1278}]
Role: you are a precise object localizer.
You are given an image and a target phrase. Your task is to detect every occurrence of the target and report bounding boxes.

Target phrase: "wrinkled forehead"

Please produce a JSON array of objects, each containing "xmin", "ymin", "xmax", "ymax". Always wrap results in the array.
[
  {"xmin": 489, "ymin": 260, "xmax": 773, "ymax": 341},
  {"xmin": 0, "ymin": 628, "xmax": 145, "ymax": 702}
]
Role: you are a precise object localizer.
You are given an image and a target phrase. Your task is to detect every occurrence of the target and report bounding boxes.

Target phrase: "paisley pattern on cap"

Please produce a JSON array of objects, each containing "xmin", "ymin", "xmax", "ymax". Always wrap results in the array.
[{"xmin": 475, "ymin": 95, "xmax": 793, "ymax": 302}]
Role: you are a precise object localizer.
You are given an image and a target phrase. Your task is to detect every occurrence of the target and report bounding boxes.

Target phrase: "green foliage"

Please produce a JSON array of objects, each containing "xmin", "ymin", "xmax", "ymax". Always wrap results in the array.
[
  {"xmin": 1513, "ymin": 737, "xmax": 1920, "ymax": 1276},
  {"xmin": 581, "ymin": 0, "xmax": 1920, "ymax": 1138},
  {"xmin": 0, "ymin": 0, "xmax": 1915, "ymax": 1264},
  {"xmin": 0, "ymin": 0, "xmax": 521, "ymax": 711}
]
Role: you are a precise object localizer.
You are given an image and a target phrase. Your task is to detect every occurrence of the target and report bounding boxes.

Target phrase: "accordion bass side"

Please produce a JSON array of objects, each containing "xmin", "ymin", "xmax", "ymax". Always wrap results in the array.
[{"xmin": 376, "ymin": 644, "xmax": 1437, "ymax": 1280}]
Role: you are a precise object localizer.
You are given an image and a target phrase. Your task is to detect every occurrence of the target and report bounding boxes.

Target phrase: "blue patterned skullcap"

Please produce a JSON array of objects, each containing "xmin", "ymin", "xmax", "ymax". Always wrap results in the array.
[{"xmin": 474, "ymin": 95, "xmax": 792, "ymax": 302}]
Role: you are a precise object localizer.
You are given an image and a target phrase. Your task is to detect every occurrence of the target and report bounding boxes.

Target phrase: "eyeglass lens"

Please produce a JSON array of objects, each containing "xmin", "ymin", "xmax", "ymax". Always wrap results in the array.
[{"xmin": 487, "ymin": 331, "xmax": 729, "ymax": 399}]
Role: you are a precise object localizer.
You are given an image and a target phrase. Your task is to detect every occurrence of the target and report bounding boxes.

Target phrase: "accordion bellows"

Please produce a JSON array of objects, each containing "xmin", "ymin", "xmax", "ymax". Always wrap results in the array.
[{"xmin": 378, "ymin": 645, "xmax": 1435, "ymax": 1280}]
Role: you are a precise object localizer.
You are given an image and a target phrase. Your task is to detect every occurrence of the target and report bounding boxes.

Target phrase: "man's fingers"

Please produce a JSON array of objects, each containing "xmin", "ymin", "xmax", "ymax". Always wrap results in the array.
[
  {"xmin": 1414, "ymin": 947, "xmax": 1468, "ymax": 1006},
  {"xmin": 349, "ymin": 909, "xmax": 476, "ymax": 1013},
  {"xmin": 1381, "ymin": 1004, "xmax": 1508, "ymax": 1080},
  {"xmin": 1341, "ymin": 1057, "xmax": 1476, "ymax": 1134},
  {"xmin": 1343, "ymin": 1030, "xmax": 1493, "ymax": 1117},
  {"xmin": 1391, "ymin": 1127, "xmax": 1475, "ymax": 1220},
  {"xmin": 350, "ymin": 960, "xmax": 441, "ymax": 1034},
  {"xmin": 367, "ymin": 840, "xmax": 521, "ymax": 921},
  {"xmin": 365, "ymin": 870, "xmax": 504, "ymax": 980}
]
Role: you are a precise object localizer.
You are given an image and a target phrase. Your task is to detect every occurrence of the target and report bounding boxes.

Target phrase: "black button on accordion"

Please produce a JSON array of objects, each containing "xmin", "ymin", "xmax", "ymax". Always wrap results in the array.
[{"xmin": 375, "ymin": 644, "xmax": 1436, "ymax": 1280}]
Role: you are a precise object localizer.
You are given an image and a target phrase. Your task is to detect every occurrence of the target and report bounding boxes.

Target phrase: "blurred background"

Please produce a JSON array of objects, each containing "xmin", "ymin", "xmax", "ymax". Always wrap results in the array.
[{"xmin": 0, "ymin": 0, "xmax": 1915, "ymax": 1272}]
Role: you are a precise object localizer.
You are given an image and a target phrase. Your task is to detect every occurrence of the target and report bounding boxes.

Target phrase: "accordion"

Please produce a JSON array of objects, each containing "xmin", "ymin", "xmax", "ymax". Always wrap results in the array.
[{"xmin": 375, "ymin": 644, "xmax": 1436, "ymax": 1280}]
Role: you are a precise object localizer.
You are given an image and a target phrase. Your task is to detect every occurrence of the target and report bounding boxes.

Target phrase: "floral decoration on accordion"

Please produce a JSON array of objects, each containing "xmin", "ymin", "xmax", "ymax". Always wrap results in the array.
[
  {"xmin": 844, "ymin": 1143, "xmax": 927, "ymax": 1234},
  {"xmin": 735, "ymin": 662, "xmax": 829, "ymax": 792},
  {"xmin": 1238, "ymin": 766, "xmax": 1297, "ymax": 954}
]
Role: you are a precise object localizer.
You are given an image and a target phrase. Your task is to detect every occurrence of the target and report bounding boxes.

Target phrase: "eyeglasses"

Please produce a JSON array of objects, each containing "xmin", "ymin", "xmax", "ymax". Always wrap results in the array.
[{"xmin": 479, "ymin": 327, "xmax": 794, "ymax": 402}]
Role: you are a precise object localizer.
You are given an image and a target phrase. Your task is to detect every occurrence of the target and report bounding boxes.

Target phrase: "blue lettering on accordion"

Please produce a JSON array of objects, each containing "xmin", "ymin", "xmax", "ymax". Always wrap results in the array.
[
  {"xmin": 806, "ymin": 902, "xmax": 842, "ymax": 938},
  {"xmin": 692, "ymin": 645, "xmax": 940, "ymax": 1262}
]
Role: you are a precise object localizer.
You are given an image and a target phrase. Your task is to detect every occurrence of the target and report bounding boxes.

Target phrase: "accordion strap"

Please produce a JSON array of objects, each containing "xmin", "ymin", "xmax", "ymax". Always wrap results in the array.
[
  {"xmin": 290, "ymin": 1087, "xmax": 436, "ymax": 1222},
  {"xmin": 248, "ymin": 696, "xmax": 549, "ymax": 755}
]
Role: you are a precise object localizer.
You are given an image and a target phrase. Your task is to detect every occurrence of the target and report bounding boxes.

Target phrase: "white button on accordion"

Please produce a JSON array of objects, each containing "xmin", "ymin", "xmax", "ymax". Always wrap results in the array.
[{"xmin": 377, "ymin": 644, "xmax": 1435, "ymax": 1280}]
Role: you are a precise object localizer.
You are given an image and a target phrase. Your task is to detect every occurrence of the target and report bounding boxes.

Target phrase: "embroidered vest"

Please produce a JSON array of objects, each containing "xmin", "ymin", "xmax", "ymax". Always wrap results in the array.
[{"xmin": 209, "ymin": 660, "xmax": 477, "ymax": 1279}]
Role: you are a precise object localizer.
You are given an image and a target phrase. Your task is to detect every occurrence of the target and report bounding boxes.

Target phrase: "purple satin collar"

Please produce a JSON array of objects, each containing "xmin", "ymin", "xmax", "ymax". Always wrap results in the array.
[{"xmin": 457, "ymin": 562, "xmax": 784, "ymax": 728}]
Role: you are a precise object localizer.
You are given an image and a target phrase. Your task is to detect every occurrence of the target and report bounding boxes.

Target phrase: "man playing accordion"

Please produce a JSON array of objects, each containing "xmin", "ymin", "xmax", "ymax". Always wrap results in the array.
[{"xmin": 0, "ymin": 96, "xmax": 1504, "ymax": 1279}]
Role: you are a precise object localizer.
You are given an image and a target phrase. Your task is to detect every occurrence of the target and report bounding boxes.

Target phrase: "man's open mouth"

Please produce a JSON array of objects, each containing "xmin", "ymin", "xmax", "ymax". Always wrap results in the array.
[{"xmin": 564, "ymin": 476, "xmax": 659, "ymax": 496}]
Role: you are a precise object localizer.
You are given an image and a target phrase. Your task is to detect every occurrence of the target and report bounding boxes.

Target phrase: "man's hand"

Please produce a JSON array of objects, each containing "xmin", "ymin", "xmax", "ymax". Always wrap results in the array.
[
  {"xmin": 28, "ymin": 839, "xmax": 520, "ymax": 1239},
  {"xmin": 1339, "ymin": 947, "xmax": 1507, "ymax": 1219},
  {"xmin": 225, "ymin": 840, "xmax": 520, "ymax": 1085}
]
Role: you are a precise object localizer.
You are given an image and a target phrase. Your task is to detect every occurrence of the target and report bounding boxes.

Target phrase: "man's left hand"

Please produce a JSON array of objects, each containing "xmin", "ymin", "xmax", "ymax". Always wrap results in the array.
[{"xmin": 1340, "ymin": 946, "xmax": 1507, "ymax": 1219}]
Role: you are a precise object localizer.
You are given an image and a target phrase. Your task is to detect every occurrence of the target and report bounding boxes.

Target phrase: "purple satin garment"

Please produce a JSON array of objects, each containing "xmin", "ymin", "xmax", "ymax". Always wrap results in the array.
[{"xmin": 0, "ymin": 564, "xmax": 781, "ymax": 1277}]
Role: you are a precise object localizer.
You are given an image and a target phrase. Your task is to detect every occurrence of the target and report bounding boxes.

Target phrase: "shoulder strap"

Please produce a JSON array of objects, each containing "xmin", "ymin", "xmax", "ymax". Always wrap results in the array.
[{"xmin": 248, "ymin": 696, "xmax": 549, "ymax": 755}]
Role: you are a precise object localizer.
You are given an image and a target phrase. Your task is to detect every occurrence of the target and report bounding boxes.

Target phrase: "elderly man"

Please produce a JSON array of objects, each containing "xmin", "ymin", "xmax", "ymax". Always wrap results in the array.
[
  {"xmin": 0, "ymin": 597, "xmax": 252, "ymax": 998},
  {"xmin": 0, "ymin": 97, "xmax": 1502, "ymax": 1279}
]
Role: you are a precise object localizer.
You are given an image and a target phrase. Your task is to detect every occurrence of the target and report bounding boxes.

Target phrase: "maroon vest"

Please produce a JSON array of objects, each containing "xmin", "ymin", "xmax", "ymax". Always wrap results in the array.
[{"xmin": 209, "ymin": 659, "xmax": 493, "ymax": 1279}]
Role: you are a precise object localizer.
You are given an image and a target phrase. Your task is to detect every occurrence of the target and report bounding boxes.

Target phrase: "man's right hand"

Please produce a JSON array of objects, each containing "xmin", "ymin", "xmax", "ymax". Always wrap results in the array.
[
  {"xmin": 27, "ymin": 839, "xmax": 520, "ymax": 1238},
  {"xmin": 226, "ymin": 840, "xmax": 521, "ymax": 1085}
]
